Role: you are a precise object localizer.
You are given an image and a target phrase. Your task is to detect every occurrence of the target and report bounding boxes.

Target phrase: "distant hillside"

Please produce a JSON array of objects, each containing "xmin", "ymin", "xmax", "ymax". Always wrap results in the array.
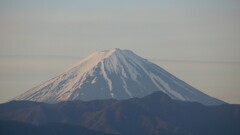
[
  {"xmin": 1, "ymin": 91, "xmax": 240, "ymax": 135},
  {"xmin": 0, "ymin": 120, "xmax": 114, "ymax": 135}
]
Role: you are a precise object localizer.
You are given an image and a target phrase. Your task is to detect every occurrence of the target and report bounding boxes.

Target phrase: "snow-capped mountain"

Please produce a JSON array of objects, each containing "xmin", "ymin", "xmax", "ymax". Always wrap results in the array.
[{"xmin": 15, "ymin": 48, "xmax": 224, "ymax": 105}]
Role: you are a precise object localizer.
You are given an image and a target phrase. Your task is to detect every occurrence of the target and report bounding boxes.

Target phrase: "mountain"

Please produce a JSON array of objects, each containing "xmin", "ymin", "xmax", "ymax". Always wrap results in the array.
[
  {"xmin": 0, "ymin": 120, "xmax": 114, "ymax": 135},
  {"xmin": 14, "ymin": 48, "xmax": 223, "ymax": 105},
  {"xmin": 1, "ymin": 92, "xmax": 240, "ymax": 135}
]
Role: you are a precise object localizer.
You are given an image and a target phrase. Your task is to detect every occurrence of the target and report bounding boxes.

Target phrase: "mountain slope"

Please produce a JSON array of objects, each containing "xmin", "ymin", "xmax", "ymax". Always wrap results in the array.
[
  {"xmin": 1, "ymin": 92, "xmax": 240, "ymax": 135},
  {"xmin": 0, "ymin": 120, "xmax": 114, "ymax": 135},
  {"xmin": 15, "ymin": 48, "xmax": 224, "ymax": 105}
]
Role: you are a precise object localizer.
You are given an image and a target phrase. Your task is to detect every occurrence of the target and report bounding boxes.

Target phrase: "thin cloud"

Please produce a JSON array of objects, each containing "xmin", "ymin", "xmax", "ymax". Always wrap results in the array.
[{"xmin": 149, "ymin": 58, "xmax": 240, "ymax": 65}]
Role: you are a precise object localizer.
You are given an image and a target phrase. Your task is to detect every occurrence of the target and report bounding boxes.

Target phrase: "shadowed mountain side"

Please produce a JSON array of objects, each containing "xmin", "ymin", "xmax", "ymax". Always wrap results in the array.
[
  {"xmin": 1, "ymin": 91, "xmax": 240, "ymax": 135},
  {"xmin": 0, "ymin": 120, "xmax": 115, "ymax": 135}
]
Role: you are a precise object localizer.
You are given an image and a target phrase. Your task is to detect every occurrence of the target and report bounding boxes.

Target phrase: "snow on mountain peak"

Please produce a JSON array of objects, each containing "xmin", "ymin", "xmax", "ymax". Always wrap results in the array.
[{"xmin": 14, "ymin": 48, "xmax": 224, "ymax": 105}]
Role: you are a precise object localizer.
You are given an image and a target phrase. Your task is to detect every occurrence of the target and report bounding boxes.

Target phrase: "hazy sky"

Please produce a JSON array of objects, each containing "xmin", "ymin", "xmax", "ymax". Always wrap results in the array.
[{"xmin": 0, "ymin": 0, "xmax": 240, "ymax": 103}]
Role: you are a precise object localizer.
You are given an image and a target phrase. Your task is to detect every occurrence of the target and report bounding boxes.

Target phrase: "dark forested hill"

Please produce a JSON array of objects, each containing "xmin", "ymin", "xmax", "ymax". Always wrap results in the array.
[{"xmin": 1, "ymin": 91, "xmax": 240, "ymax": 135}]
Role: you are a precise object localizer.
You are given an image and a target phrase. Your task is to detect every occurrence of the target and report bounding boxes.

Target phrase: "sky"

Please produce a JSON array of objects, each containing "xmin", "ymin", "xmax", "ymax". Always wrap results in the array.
[{"xmin": 0, "ymin": 0, "xmax": 240, "ymax": 103}]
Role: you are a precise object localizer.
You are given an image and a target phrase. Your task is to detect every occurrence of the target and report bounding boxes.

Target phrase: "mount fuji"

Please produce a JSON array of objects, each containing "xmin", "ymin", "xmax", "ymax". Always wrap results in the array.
[{"xmin": 15, "ymin": 48, "xmax": 224, "ymax": 105}]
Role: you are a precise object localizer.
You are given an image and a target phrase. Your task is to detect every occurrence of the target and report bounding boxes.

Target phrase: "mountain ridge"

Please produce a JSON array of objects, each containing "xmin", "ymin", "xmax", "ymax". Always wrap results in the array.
[{"xmin": 1, "ymin": 91, "xmax": 240, "ymax": 135}]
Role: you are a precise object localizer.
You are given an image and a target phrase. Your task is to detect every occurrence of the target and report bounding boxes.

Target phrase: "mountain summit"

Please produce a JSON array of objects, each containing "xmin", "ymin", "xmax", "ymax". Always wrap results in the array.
[{"xmin": 15, "ymin": 48, "xmax": 224, "ymax": 105}]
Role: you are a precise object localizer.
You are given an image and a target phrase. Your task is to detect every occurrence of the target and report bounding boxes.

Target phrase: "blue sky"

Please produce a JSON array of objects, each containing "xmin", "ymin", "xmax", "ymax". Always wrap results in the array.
[{"xmin": 0, "ymin": 0, "xmax": 240, "ymax": 103}]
